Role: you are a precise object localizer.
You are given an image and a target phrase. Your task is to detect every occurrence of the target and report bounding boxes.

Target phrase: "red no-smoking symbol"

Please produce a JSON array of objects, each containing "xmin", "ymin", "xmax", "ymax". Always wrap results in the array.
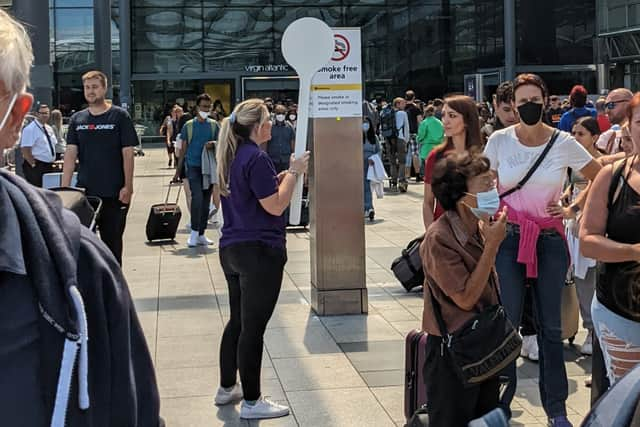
[{"xmin": 331, "ymin": 34, "xmax": 350, "ymax": 61}]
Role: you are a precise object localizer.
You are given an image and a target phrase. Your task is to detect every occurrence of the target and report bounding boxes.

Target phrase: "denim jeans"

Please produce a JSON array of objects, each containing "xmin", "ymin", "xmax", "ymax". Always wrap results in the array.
[
  {"xmin": 364, "ymin": 177, "xmax": 373, "ymax": 211},
  {"xmin": 495, "ymin": 226, "xmax": 569, "ymax": 418},
  {"xmin": 186, "ymin": 165, "xmax": 213, "ymax": 235}
]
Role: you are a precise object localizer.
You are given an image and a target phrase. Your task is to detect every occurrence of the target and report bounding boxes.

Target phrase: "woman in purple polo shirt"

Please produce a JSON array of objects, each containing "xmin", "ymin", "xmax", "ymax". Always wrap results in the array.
[{"xmin": 212, "ymin": 99, "xmax": 309, "ymax": 420}]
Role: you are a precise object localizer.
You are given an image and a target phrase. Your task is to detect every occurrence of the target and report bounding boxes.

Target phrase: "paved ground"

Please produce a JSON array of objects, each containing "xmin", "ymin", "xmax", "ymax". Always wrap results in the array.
[{"xmin": 122, "ymin": 147, "xmax": 593, "ymax": 427}]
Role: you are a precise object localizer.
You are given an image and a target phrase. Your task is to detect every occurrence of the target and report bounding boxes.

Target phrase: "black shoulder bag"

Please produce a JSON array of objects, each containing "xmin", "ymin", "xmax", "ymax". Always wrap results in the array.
[
  {"xmin": 499, "ymin": 130, "xmax": 560, "ymax": 199},
  {"xmin": 426, "ymin": 272, "xmax": 522, "ymax": 387}
]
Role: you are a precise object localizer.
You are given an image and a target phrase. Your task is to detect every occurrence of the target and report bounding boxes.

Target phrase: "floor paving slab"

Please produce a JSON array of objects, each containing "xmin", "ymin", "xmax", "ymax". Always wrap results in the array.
[
  {"xmin": 286, "ymin": 388, "xmax": 395, "ymax": 427},
  {"xmin": 272, "ymin": 355, "xmax": 366, "ymax": 391}
]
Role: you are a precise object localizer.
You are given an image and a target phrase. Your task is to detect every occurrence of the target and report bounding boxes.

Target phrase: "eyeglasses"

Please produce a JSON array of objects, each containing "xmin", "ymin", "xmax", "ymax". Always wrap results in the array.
[{"xmin": 605, "ymin": 100, "xmax": 628, "ymax": 110}]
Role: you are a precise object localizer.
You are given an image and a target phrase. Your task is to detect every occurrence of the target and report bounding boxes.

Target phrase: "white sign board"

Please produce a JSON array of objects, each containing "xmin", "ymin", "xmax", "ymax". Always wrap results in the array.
[{"xmin": 311, "ymin": 28, "xmax": 362, "ymax": 118}]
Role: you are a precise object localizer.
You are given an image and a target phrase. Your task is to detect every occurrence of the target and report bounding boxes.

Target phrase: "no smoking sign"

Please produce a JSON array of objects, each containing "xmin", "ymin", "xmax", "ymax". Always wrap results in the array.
[{"xmin": 332, "ymin": 34, "xmax": 350, "ymax": 61}]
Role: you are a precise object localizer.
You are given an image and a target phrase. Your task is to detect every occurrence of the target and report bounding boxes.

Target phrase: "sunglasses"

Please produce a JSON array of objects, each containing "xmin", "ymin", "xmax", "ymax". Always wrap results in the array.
[{"xmin": 605, "ymin": 100, "xmax": 628, "ymax": 110}]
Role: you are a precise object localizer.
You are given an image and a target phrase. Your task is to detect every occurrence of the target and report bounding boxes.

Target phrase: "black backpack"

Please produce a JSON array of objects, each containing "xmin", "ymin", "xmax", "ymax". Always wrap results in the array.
[{"xmin": 380, "ymin": 106, "xmax": 398, "ymax": 138}]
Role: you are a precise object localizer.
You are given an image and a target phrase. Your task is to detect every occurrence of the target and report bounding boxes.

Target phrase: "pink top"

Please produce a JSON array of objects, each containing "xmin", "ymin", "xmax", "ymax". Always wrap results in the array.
[{"xmin": 503, "ymin": 201, "xmax": 566, "ymax": 278}]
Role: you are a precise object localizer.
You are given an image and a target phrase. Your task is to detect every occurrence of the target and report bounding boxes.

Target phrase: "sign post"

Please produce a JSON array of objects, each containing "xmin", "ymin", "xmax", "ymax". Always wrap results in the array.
[
  {"xmin": 281, "ymin": 18, "xmax": 334, "ymax": 226},
  {"xmin": 308, "ymin": 28, "xmax": 367, "ymax": 315}
]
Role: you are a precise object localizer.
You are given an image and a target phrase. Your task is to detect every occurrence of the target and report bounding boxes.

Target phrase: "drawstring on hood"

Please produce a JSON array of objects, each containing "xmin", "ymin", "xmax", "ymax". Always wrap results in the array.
[{"xmin": 0, "ymin": 171, "xmax": 90, "ymax": 427}]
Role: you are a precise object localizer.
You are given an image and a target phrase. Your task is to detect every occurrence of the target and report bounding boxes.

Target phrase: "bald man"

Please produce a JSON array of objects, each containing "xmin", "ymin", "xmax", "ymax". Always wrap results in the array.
[{"xmin": 596, "ymin": 88, "xmax": 634, "ymax": 154}]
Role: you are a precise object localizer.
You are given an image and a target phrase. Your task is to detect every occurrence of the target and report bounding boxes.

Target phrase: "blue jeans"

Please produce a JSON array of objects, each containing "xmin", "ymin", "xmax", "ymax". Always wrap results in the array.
[
  {"xmin": 364, "ymin": 174, "xmax": 373, "ymax": 212},
  {"xmin": 495, "ymin": 227, "xmax": 569, "ymax": 418},
  {"xmin": 186, "ymin": 165, "xmax": 213, "ymax": 234}
]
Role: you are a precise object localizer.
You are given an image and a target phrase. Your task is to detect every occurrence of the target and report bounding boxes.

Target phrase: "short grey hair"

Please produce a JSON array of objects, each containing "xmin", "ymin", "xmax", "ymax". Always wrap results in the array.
[{"xmin": 0, "ymin": 10, "xmax": 33, "ymax": 93}]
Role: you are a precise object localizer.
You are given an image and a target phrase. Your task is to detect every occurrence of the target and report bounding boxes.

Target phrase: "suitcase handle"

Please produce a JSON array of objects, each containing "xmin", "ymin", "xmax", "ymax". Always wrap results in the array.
[{"xmin": 164, "ymin": 181, "xmax": 182, "ymax": 206}]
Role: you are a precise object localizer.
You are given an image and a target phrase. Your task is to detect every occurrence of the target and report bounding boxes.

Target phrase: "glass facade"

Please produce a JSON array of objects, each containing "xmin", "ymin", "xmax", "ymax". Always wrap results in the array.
[
  {"xmin": 41, "ymin": 0, "xmax": 596, "ymax": 131},
  {"xmin": 49, "ymin": 0, "xmax": 120, "ymax": 114}
]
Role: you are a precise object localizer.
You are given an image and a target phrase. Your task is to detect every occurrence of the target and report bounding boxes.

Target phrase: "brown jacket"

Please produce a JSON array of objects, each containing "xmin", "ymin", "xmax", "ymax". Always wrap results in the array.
[{"xmin": 420, "ymin": 211, "xmax": 499, "ymax": 335}]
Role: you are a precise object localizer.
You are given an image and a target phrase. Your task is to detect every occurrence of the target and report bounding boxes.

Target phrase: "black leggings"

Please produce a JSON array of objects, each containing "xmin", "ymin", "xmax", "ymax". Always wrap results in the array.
[{"xmin": 219, "ymin": 242, "xmax": 287, "ymax": 401}]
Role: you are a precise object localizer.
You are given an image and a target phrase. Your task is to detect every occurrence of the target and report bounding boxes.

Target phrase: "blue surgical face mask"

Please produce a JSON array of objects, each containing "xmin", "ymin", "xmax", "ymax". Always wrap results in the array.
[
  {"xmin": 465, "ymin": 188, "xmax": 500, "ymax": 218},
  {"xmin": 362, "ymin": 122, "xmax": 370, "ymax": 132}
]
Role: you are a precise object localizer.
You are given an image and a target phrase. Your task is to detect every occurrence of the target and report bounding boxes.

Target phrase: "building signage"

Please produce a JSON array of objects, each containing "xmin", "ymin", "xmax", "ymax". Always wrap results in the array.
[
  {"xmin": 310, "ymin": 28, "xmax": 362, "ymax": 118},
  {"xmin": 244, "ymin": 64, "xmax": 290, "ymax": 73}
]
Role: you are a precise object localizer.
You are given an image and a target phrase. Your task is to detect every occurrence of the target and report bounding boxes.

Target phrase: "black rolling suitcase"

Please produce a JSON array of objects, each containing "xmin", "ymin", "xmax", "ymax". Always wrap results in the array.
[
  {"xmin": 405, "ymin": 329, "xmax": 428, "ymax": 421},
  {"xmin": 146, "ymin": 183, "xmax": 182, "ymax": 242}
]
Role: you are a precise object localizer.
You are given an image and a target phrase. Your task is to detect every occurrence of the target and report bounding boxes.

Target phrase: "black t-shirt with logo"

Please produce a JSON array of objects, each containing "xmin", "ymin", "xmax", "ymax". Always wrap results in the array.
[
  {"xmin": 66, "ymin": 106, "xmax": 138, "ymax": 198},
  {"xmin": 405, "ymin": 103, "xmax": 421, "ymax": 134},
  {"xmin": 547, "ymin": 107, "xmax": 564, "ymax": 128}
]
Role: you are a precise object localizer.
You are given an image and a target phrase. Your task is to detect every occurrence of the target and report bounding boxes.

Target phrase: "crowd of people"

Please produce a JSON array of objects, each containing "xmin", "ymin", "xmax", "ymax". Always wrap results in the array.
[{"xmin": 3, "ymin": 5, "xmax": 640, "ymax": 427}]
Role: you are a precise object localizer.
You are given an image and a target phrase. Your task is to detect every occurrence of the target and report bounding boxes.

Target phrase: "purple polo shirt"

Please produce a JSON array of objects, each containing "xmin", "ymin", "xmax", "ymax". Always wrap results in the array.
[{"xmin": 219, "ymin": 140, "xmax": 286, "ymax": 249}]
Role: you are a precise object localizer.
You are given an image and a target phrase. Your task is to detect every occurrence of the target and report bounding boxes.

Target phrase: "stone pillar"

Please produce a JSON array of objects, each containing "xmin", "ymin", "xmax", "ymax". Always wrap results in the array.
[
  {"xmin": 504, "ymin": 0, "xmax": 516, "ymax": 81},
  {"xmin": 118, "ymin": 0, "xmax": 131, "ymax": 109},
  {"xmin": 13, "ymin": 0, "xmax": 53, "ymax": 105},
  {"xmin": 94, "ymin": 0, "xmax": 113, "ymax": 98},
  {"xmin": 309, "ymin": 117, "xmax": 367, "ymax": 315}
]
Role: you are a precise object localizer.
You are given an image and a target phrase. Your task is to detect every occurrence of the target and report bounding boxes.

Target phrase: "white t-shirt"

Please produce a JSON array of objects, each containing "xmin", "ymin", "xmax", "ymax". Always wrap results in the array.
[
  {"xmin": 20, "ymin": 121, "xmax": 58, "ymax": 163},
  {"xmin": 484, "ymin": 126, "xmax": 593, "ymax": 218}
]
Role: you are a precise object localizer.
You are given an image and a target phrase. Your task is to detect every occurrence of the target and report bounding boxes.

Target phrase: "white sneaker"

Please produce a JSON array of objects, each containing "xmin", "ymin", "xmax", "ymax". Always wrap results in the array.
[
  {"xmin": 187, "ymin": 231, "xmax": 199, "ymax": 247},
  {"xmin": 240, "ymin": 398, "xmax": 290, "ymax": 420},
  {"xmin": 197, "ymin": 234, "xmax": 213, "ymax": 246},
  {"xmin": 214, "ymin": 383, "xmax": 243, "ymax": 406},
  {"xmin": 521, "ymin": 335, "xmax": 539, "ymax": 362},
  {"xmin": 581, "ymin": 331, "xmax": 593, "ymax": 356}
]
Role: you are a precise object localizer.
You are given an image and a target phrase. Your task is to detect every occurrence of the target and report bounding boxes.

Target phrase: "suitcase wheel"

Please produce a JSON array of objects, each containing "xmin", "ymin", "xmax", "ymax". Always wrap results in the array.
[{"xmin": 368, "ymin": 210, "xmax": 375, "ymax": 221}]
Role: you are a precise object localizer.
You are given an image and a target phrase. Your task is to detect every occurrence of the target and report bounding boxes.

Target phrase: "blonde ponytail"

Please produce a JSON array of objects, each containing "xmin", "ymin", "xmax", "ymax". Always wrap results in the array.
[{"xmin": 216, "ymin": 98, "xmax": 270, "ymax": 196}]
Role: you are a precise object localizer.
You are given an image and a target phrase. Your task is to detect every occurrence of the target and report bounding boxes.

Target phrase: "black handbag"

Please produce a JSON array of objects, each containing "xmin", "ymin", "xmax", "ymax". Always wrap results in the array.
[
  {"xmin": 391, "ymin": 234, "xmax": 425, "ymax": 292},
  {"xmin": 427, "ymin": 274, "xmax": 522, "ymax": 387}
]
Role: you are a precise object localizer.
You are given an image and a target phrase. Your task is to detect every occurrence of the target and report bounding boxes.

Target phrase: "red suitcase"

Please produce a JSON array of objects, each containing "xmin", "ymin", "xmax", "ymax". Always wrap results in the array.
[{"xmin": 404, "ymin": 329, "xmax": 428, "ymax": 420}]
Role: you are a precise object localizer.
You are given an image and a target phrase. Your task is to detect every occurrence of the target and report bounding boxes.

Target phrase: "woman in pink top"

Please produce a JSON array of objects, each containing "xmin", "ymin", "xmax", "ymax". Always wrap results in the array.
[{"xmin": 483, "ymin": 74, "xmax": 601, "ymax": 427}]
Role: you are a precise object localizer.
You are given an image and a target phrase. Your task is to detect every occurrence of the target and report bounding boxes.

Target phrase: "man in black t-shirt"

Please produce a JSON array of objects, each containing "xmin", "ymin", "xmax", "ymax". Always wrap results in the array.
[
  {"xmin": 62, "ymin": 70, "xmax": 138, "ymax": 265},
  {"xmin": 546, "ymin": 95, "xmax": 564, "ymax": 128}
]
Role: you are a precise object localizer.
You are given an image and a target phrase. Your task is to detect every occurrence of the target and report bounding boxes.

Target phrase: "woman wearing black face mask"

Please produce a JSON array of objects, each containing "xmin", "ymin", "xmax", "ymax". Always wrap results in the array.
[{"xmin": 483, "ymin": 74, "xmax": 602, "ymax": 427}]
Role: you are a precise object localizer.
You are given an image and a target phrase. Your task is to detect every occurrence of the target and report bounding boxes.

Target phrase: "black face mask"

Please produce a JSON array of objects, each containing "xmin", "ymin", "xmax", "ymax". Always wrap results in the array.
[{"xmin": 517, "ymin": 102, "xmax": 543, "ymax": 126}]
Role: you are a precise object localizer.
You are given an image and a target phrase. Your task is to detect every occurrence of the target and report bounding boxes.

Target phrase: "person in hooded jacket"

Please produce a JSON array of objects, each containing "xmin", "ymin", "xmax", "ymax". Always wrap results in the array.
[{"xmin": 0, "ymin": 9, "xmax": 162, "ymax": 426}]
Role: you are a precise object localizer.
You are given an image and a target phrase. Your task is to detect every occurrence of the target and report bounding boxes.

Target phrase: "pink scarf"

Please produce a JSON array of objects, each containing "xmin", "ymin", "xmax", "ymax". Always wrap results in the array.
[{"xmin": 502, "ymin": 201, "xmax": 566, "ymax": 278}]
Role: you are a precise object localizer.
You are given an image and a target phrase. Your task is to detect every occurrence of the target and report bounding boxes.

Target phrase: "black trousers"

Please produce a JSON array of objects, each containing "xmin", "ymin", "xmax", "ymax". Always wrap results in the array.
[
  {"xmin": 423, "ymin": 334, "xmax": 500, "ymax": 427},
  {"xmin": 97, "ymin": 198, "xmax": 130, "ymax": 265},
  {"xmin": 22, "ymin": 160, "xmax": 53, "ymax": 188},
  {"xmin": 219, "ymin": 242, "xmax": 287, "ymax": 401}
]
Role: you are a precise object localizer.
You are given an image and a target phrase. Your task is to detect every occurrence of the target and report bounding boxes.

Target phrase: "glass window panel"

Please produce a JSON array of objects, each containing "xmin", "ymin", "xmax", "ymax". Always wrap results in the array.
[
  {"xmin": 203, "ymin": 0, "xmax": 271, "ymax": 6},
  {"xmin": 272, "ymin": 6, "xmax": 343, "ymax": 39},
  {"xmin": 205, "ymin": 49, "xmax": 277, "ymax": 72},
  {"xmin": 55, "ymin": 8, "xmax": 94, "ymax": 51},
  {"xmin": 55, "ymin": 50, "xmax": 95, "ymax": 73},
  {"xmin": 628, "ymin": 3, "xmax": 640, "ymax": 27},
  {"xmin": 203, "ymin": 7, "xmax": 274, "ymax": 51},
  {"xmin": 133, "ymin": 50, "xmax": 203, "ymax": 73},
  {"xmin": 132, "ymin": 7, "xmax": 203, "ymax": 50},
  {"xmin": 274, "ymin": 0, "xmax": 340, "ymax": 5},
  {"xmin": 608, "ymin": 5, "xmax": 628, "ymax": 30},
  {"xmin": 55, "ymin": 0, "xmax": 92, "ymax": 6}
]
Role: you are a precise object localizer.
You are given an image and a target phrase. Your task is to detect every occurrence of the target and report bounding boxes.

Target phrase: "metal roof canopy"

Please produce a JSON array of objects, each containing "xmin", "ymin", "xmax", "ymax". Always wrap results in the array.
[{"xmin": 600, "ymin": 30, "xmax": 640, "ymax": 61}]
